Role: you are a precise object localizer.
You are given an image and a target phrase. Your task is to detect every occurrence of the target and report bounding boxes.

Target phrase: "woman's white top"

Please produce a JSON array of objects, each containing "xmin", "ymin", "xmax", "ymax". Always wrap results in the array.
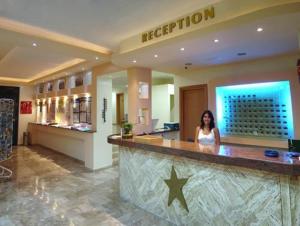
[{"xmin": 198, "ymin": 128, "xmax": 215, "ymax": 145}]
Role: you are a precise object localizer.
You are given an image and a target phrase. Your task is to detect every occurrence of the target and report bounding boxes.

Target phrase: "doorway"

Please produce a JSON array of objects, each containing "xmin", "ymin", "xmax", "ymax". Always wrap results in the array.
[
  {"xmin": 180, "ymin": 84, "xmax": 208, "ymax": 142},
  {"xmin": 116, "ymin": 93, "xmax": 125, "ymax": 125},
  {"xmin": 0, "ymin": 86, "xmax": 20, "ymax": 145}
]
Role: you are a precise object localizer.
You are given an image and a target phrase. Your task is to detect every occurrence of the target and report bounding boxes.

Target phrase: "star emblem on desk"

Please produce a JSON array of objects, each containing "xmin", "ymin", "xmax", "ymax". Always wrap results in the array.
[{"xmin": 164, "ymin": 165, "xmax": 189, "ymax": 212}]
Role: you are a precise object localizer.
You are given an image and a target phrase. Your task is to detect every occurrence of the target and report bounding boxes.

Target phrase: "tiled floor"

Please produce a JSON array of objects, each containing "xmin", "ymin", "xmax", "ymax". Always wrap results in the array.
[{"xmin": 0, "ymin": 146, "xmax": 173, "ymax": 226}]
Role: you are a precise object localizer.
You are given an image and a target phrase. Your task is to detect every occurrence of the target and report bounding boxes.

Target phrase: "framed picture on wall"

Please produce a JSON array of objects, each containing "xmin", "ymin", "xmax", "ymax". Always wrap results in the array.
[{"xmin": 20, "ymin": 101, "xmax": 32, "ymax": 114}]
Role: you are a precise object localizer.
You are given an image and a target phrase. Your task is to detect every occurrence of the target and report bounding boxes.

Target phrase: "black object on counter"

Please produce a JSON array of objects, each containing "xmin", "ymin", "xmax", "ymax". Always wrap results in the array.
[
  {"xmin": 264, "ymin": 149, "xmax": 279, "ymax": 157},
  {"xmin": 164, "ymin": 122, "xmax": 179, "ymax": 130},
  {"xmin": 287, "ymin": 152, "xmax": 300, "ymax": 158}
]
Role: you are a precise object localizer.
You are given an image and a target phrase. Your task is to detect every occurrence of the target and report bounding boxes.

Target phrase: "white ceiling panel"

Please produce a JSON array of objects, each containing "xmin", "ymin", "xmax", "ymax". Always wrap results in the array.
[
  {"xmin": 0, "ymin": 0, "xmax": 220, "ymax": 50},
  {"xmin": 0, "ymin": 46, "xmax": 75, "ymax": 78}
]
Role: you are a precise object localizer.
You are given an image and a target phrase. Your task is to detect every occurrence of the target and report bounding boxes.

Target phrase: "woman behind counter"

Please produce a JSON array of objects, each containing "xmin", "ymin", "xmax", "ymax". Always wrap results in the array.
[{"xmin": 195, "ymin": 110, "xmax": 220, "ymax": 145}]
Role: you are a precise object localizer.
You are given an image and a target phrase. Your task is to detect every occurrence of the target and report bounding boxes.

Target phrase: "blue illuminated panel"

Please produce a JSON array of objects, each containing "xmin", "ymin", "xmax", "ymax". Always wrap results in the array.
[{"xmin": 216, "ymin": 81, "xmax": 294, "ymax": 139}]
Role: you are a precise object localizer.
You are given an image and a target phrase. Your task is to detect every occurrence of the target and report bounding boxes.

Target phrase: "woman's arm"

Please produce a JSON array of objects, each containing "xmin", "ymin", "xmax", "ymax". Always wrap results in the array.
[
  {"xmin": 214, "ymin": 128, "xmax": 221, "ymax": 145},
  {"xmin": 194, "ymin": 126, "xmax": 200, "ymax": 143}
]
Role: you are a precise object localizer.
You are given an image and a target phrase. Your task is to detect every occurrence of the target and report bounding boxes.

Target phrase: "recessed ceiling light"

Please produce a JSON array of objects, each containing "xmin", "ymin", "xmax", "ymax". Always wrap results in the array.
[
  {"xmin": 257, "ymin": 27, "xmax": 263, "ymax": 32},
  {"xmin": 32, "ymin": 42, "xmax": 37, "ymax": 47},
  {"xmin": 180, "ymin": 47, "xmax": 185, "ymax": 51},
  {"xmin": 132, "ymin": 60, "xmax": 137, "ymax": 63},
  {"xmin": 95, "ymin": 56, "xmax": 99, "ymax": 60},
  {"xmin": 214, "ymin": 39, "xmax": 219, "ymax": 43},
  {"xmin": 154, "ymin": 54, "xmax": 158, "ymax": 58}
]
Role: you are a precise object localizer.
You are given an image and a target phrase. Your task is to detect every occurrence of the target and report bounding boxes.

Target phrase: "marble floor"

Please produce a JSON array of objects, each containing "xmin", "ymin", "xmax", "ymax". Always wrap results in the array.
[{"xmin": 0, "ymin": 146, "xmax": 174, "ymax": 226}]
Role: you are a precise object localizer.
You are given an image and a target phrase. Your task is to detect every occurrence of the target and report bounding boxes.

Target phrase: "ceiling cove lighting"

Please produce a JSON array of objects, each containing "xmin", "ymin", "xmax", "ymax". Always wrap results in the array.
[{"xmin": 257, "ymin": 27, "xmax": 263, "ymax": 32}]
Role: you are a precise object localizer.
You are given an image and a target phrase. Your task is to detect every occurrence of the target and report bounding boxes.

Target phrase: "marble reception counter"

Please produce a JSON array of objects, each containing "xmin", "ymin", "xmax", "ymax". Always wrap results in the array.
[{"xmin": 108, "ymin": 135, "xmax": 300, "ymax": 225}]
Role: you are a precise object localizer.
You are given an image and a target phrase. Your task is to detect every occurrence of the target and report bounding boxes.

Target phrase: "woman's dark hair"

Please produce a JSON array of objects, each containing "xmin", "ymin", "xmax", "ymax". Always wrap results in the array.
[{"xmin": 200, "ymin": 110, "xmax": 215, "ymax": 130}]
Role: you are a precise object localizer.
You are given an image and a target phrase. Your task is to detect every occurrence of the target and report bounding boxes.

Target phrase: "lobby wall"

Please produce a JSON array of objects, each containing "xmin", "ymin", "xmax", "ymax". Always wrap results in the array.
[
  {"xmin": 174, "ymin": 53, "xmax": 300, "ymax": 147},
  {"xmin": 0, "ymin": 83, "xmax": 36, "ymax": 145}
]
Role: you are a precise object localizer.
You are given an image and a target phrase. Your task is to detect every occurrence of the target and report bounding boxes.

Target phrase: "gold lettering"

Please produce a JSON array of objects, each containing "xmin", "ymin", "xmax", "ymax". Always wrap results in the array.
[
  {"xmin": 154, "ymin": 27, "xmax": 162, "ymax": 38},
  {"xmin": 204, "ymin": 7, "xmax": 215, "ymax": 20},
  {"xmin": 162, "ymin": 25, "xmax": 169, "ymax": 35},
  {"xmin": 169, "ymin": 22, "xmax": 176, "ymax": 33},
  {"xmin": 142, "ymin": 33, "xmax": 148, "ymax": 42},
  {"xmin": 148, "ymin": 30, "xmax": 154, "ymax": 40},
  {"xmin": 186, "ymin": 16, "xmax": 191, "ymax": 27},
  {"xmin": 177, "ymin": 18, "xmax": 184, "ymax": 29},
  {"xmin": 191, "ymin": 12, "xmax": 202, "ymax": 24},
  {"xmin": 141, "ymin": 6, "xmax": 216, "ymax": 43}
]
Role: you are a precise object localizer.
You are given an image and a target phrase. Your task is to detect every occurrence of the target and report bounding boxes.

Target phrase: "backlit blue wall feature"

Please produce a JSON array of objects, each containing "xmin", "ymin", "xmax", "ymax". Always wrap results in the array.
[{"xmin": 216, "ymin": 81, "xmax": 294, "ymax": 139}]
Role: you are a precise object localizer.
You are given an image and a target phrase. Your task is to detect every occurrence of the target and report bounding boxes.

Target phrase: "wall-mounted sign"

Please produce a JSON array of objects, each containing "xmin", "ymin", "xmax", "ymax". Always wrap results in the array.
[
  {"xmin": 141, "ymin": 6, "xmax": 215, "ymax": 43},
  {"xmin": 20, "ymin": 101, "xmax": 32, "ymax": 114}
]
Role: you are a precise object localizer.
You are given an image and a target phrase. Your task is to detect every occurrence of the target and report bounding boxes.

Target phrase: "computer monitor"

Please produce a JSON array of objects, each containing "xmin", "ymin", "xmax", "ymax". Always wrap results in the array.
[{"xmin": 288, "ymin": 139, "xmax": 300, "ymax": 153}]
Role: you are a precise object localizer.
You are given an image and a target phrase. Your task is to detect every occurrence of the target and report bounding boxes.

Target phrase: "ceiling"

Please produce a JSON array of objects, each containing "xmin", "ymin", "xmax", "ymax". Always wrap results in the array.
[
  {"xmin": 0, "ymin": 0, "xmax": 220, "ymax": 50},
  {"xmin": 112, "ymin": 3, "xmax": 300, "ymax": 73},
  {"xmin": 0, "ymin": 23, "xmax": 109, "ymax": 83},
  {"xmin": 0, "ymin": 0, "xmax": 299, "ymax": 83}
]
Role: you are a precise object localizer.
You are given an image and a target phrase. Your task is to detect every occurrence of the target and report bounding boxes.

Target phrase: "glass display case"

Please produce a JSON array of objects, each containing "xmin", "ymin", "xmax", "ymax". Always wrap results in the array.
[{"xmin": 73, "ymin": 97, "xmax": 92, "ymax": 124}]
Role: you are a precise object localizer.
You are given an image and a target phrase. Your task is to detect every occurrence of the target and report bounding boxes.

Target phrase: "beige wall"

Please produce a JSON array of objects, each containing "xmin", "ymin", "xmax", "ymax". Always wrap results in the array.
[
  {"xmin": 174, "ymin": 53, "xmax": 300, "ymax": 148},
  {"xmin": 91, "ymin": 63, "xmax": 124, "ymax": 130},
  {"xmin": 127, "ymin": 67, "xmax": 152, "ymax": 134},
  {"xmin": 0, "ymin": 83, "xmax": 36, "ymax": 145},
  {"xmin": 19, "ymin": 85, "xmax": 36, "ymax": 144}
]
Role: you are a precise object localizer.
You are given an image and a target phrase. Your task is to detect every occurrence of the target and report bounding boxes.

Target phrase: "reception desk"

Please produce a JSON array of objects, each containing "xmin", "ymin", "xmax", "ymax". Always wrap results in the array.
[
  {"xmin": 108, "ymin": 135, "xmax": 300, "ymax": 226},
  {"xmin": 28, "ymin": 123, "xmax": 95, "ymax": 168}
]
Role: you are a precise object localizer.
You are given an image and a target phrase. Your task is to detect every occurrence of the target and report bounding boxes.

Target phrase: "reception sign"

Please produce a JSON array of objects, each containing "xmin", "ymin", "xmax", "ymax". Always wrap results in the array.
[{"xmin": 20, "ymin": 101, "xmax": 32, "ymax": 114}]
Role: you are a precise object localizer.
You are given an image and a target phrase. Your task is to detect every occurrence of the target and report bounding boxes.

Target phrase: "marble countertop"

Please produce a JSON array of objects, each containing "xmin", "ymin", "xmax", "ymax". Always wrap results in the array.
[
  {"xmin": 107, "ymin": 135, "xmax": 300, "ymax": 176},
  {"xmin": 29, "ymin": 122, "xmax": 96, "ymax": 133}
]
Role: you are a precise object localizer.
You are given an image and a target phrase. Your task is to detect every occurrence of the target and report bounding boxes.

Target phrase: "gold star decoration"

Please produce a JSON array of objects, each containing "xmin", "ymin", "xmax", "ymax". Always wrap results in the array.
[{"xmin": 164, "ymin": 165, "xmax": 190, "ymax": 212}]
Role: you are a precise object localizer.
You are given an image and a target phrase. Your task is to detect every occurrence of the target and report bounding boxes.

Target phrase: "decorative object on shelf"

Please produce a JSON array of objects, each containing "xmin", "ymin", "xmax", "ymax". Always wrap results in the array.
[
  {"xmin": 57, "ymin": 98, "xmax": 65, "ymax": 113},
  {"xmin": 121, "ymin": 122, "xmax": 133, "ymax": 139},
  {"xmin": 297, "ymin": 59, "xmax": 300, "ymax": 83},
  {"xmin": 39, "ymin": 84, "xmax": 44, "ymax": 94},
  {"xmin": 102, "ymin": 98, "xmax": 107, "ymax": 123},
  {"xmin": 75, "ymin": 76, "xmax": 83, "ymax": 87},
  {"xmin": 0, "ymin": 98, "xmax": 14, "ymax": 179},
  {"xmin": 20, "ymin": 101, "xmax": 32, "ymax": 114},
  {"xmin": 47, "ymin": 82, "xmax": 53, "ymax": 92},
  {"xmin": 164, "ymin": 165, "xmax": 190, "ymax": 212},
  {"xmin": 216, "ymin": 81, "xmax": 294, "ymax": 139},
  {"xmin": 58, "ymin": 80, "xmax": 65, "ymax": 90}
]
